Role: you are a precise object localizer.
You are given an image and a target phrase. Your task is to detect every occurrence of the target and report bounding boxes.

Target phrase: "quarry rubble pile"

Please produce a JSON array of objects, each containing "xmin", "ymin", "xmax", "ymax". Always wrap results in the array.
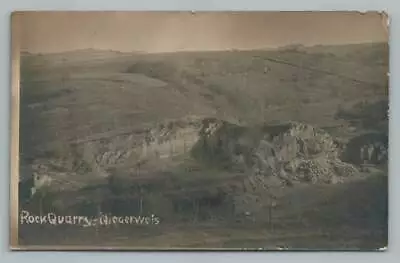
[
  {"xmin": 197, "ymin": 121, "xmax": 360, "ymax": 186},
  {"xmin": 250, "ymin": 122, "xmax": 359, "ymax": 185}
]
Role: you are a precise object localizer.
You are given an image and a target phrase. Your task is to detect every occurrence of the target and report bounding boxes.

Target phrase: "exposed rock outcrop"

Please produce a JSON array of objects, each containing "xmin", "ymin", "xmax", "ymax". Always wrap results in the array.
[
  {"xmin": 192, "ymin": 121, "xmax": 359, "ymax": 186},
  {"xmin": 23, "ymin": 118, "xmax": 366, "ymax": 199}
]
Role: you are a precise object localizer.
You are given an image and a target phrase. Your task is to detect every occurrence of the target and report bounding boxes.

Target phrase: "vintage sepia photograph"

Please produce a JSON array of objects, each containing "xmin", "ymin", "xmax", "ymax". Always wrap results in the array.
[{"xmin": 10, "ymin": 11, "xmax": 389, "ymax": 250}]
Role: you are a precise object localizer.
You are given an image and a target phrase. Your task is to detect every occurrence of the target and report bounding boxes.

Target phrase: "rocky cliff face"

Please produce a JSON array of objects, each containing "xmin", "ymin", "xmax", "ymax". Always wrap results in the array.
[
  {"xmin": 191, "ymin": 121, "xmax": 360, "ymax": 186},
  {"xmin": 22, "ymin": 117, "xmax": 386, "ymax": 197},
  {"xmin": 23, "ymin": 117, "xmax": 212, "ymax": 186}
]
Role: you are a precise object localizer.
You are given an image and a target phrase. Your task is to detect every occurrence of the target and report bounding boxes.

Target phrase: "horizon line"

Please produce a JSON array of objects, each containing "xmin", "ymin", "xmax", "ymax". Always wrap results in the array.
[{"xmin": 20, "ymin": 40, "xmax": 388, "ymax": 56}]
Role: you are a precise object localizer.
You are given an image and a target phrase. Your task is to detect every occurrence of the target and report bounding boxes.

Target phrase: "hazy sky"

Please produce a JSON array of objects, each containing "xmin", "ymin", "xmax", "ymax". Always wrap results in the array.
[{"xmin": 14, "ymin": 11, "xmax": 388, "ymax": 54}]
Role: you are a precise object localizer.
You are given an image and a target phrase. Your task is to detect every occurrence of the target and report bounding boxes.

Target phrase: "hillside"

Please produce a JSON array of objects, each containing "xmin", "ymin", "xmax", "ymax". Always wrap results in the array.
[{"xmin": 18, "ymin": 43, "xmax": 388, "ymax": 249}]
